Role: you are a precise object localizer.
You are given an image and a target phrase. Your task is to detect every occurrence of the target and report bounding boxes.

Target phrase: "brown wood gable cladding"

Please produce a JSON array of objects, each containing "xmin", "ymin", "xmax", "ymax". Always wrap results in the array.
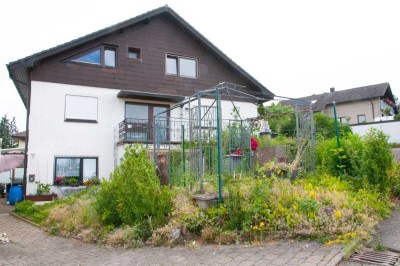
[{"xmin": 31, "ymin": 15, "xmax": 262, "ymax": 99}]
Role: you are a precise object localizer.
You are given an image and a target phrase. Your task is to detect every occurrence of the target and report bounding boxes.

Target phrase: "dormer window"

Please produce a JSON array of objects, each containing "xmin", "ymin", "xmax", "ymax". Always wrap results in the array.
[
  {"xmin": 166, "ymin": 54, "xmax": 197, "ymax": 78},
  {"xmin": 70, "ymin": 46, "xmax": 117, "ymax": 67}
]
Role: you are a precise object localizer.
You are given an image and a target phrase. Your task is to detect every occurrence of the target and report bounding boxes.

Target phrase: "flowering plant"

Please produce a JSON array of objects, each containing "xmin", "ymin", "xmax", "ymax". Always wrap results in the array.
[
  {"xmin": 230, "ymin": 148, "xmax": 242, "ymax": 156},
  {"xmin": 250, "ymin": 137, "xmax": 259, "ymax": 151},
  {"xmin": 54, "ymin": 176, "xmax": 65, "ymax": 186}
]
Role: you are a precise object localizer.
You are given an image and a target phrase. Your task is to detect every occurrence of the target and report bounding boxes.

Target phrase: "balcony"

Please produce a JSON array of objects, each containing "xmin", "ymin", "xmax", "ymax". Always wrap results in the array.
[
  {"xmin": 118, "ymin": 118, "xmax": 170, "ymax": 144},
  {"xmin": 118, "ymin": 118, "xmax": 150, "ymax": 143}
]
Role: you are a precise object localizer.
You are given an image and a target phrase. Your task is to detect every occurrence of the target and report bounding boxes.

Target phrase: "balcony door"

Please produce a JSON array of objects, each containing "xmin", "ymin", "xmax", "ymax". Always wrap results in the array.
[{"xmin": 125, "ymin": 103, "xmax": 168, "ymax": 142}]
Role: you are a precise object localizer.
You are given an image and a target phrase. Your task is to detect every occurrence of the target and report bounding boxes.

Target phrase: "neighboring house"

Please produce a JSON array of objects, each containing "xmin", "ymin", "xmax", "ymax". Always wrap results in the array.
[
  {"xmin": 7, "ymin": 6, "xmax": 274, "ymax": 196},
  {"xmin": 282, "ymin": 83, "xmax": 398, "ymax": 124},
  {"xmin": 12, "ymin": 131, "xmax": 26, "ymax": 149}
]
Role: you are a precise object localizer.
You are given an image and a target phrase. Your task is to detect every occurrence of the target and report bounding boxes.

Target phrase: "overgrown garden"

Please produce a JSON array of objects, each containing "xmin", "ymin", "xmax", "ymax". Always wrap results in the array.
[{"xmin": 15, "ymin": 109, "xmax": 400, "ymax": 249}]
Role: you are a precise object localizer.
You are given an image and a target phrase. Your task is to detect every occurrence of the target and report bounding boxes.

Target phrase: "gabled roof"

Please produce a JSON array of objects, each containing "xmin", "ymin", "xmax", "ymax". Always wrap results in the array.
[
  {"xmin": 12, "ymin": 131, "xmax": 26, "ymax": 140},
  {"xmin": 7, "ymin": 5, "xmax": 273, "ymax": 107},
  {"xmin": 282, "ymin": 83, "xmax": 397, "ymax": 113}
]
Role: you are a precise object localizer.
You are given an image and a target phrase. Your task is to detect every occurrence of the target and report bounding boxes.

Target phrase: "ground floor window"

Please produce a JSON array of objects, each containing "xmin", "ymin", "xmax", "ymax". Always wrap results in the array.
[{"xmin": 54, "ymin": 157, "xmax": 98, "ymax": 184}]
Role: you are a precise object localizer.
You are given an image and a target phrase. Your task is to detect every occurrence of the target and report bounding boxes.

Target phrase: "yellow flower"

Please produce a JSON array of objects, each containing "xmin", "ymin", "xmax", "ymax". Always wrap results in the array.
[
  {"xmin": 259, "ymin": 222, "xmax": 265, "ymax": 228},
  {"xmin": 252, "ymin": 226, "xmax": 258, "ymax": 230},
  {"xmin": 325, "ymin": 241, "xmax": 335, "ymax": 246},
  {"xmin": 308, "ymin": 191, "xmax": 316, "ymax": 199},
  {"xmin": 334, "ymin": 210, "xmax": 342, "ymax": 219}
]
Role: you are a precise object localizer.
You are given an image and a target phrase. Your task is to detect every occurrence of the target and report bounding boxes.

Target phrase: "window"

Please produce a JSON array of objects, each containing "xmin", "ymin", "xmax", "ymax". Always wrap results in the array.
[
  {"xmin": 65, "ymin": 95, "xmax": 98, "ymax": 123},
  {"xmin": 70, "ymin": 46, "xmax": 117, "ymax": 67},
  {"xmin": 166, "ymin": 54, "xmax": 197, "ymax": 78},
  {"xmin": 128, "ymin": 47, "xmax": 141, "ymax": 60},
  {"xmin": 339, "ymin": 117, "xmax": 349, "ymax": 124},
  {"xmin": 54, "ymin": 157, "xmax": 98, "ymax": 184},
  {"xmin": 357, "ymin": 114, "xmax": 366, "ymax": 124},
  {"xmin": 104, "ymin": 48, "xmax": 116, "ymax": 67},
  {"xmin": 74, "ymin": 49, "xmax": 101, "ymax": 64},
  {"xmin": 124, "ymin": 103, "xmax": 168, "ymax": 141}
]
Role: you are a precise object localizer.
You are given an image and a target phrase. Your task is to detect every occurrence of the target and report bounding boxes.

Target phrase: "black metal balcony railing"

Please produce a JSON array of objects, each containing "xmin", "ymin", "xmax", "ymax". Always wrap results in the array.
[{"xmin": 119, "ymin": 118, "xmax": 150, "ymax": 143}]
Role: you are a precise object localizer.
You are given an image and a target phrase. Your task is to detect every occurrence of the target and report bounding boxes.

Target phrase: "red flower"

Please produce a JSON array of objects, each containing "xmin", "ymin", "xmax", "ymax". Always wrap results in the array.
[{"xmin": 250, "ymin": 137, "xmax": 259, "ymax": 151}]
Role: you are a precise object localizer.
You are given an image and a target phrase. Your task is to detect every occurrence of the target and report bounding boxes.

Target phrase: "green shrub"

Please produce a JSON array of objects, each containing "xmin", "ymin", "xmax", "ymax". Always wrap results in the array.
[
  {"xmin": 389, "ymin": 162, "xmax": 400, "ymax": 197},
  {"xmin": 361, "ymin": 129, "xmax": 394, "ymax": 193},
  {"xmin": 316, "ymin": 129, "xmax": 394, "ymax": 193},
  {"xmin": 95, "ymin": 144, "xmax": 173, "ymax": 233}
]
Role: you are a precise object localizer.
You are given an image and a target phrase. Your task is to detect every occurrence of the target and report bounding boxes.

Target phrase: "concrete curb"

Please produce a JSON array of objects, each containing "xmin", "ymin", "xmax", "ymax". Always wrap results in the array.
[{"xmin": 8, "ymin": 211, "xmax": 41, "ymax": 228}]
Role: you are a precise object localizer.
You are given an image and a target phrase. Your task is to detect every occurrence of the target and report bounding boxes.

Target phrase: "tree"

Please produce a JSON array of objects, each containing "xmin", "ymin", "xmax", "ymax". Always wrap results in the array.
[
  {"xmin": 0, "ymin": 114, "xmax": 19, "ymax": 149},
  {"xmin": 394, "ymin": 95, "xmax": 400, "ymax": 121},
  {"xmin": 314, "ymin": 113, "xmax": 352, "ymax": 139},
  {"xmin": 258, "ymin": 103, "xmax": 351, "ymax": 138}
]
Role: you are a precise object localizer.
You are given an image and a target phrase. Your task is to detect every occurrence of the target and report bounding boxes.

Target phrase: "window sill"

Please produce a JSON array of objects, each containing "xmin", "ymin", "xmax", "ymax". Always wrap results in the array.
[
  {"xmin": 65, "ymin": 119, "xmax": 98, "ymax": 123},
  {"xmin": 165, "ymin": 73, "xmax": 198, "ymax": 80}
]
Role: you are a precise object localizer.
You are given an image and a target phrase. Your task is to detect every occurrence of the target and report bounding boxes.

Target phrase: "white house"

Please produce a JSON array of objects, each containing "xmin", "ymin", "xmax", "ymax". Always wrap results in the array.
[{"xmin": 7, "ymin": 6, "xmax": 274, "ymax": 196}]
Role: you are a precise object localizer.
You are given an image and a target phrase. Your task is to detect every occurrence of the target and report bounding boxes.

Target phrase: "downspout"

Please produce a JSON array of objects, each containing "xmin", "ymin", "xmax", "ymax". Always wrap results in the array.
[
  {"xmin": 370, "ymin": 100, "xmax": 375, "ymax": 121},
  {"xmin": 9, "ymin": 71, "xmax": 31, "ymax": 198}
]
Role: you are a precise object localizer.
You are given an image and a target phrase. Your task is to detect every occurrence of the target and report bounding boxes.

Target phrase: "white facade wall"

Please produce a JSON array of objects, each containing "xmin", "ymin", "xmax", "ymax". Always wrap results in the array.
[
  {"xmin": 351, "ymin": 120, "xmax": 400, "ymax": 143},
  {"xmin": 27, "ymin": 81, "xmax": 258, "ymax": 195}
]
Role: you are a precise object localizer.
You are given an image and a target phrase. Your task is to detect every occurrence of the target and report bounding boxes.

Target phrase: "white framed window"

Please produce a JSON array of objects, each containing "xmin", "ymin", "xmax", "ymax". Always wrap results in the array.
[
  {"xmin": 166, "ymin": 54, "xmax": 197, "ymax": 78},
  {"xmin": 65, "ymin": 95, "xmax": 98, "ymax": 123},
  {"xmin": 357, "ymin": 114, "xmax": 366, "ymax": 124},
  {"xmin": 339, "ymin": 117, "xmax": 349, "ymax": 124},
  {"xmin": 54, "ymin": 157, "xmax": 98, "ymax": 184}
]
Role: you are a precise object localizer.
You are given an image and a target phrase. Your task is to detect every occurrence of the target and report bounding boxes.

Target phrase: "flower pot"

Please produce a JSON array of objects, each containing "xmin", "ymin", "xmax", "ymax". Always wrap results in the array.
[
  {"xmin": 265, "ymin": 170, "xmax": 272, "ymax": 178},
  {"xmin": 25, "ymin": 193, "xmax": 58, "ymax": 202},
  {"xmin": 290, "ymin": 169, "xmax": 299, "ymax": 182}
]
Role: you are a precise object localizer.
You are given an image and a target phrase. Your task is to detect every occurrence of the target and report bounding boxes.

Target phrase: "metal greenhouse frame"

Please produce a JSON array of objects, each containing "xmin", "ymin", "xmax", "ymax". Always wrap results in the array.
[{"xmin": 153, "ymin": 82, "xmax": 269, "ymax": 203}]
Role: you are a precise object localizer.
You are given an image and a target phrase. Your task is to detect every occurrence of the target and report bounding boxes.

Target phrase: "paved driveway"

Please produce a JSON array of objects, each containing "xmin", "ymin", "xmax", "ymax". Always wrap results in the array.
[{"xmin": 0, "ymin": 213, "xmax": 344, "ymax": 266}]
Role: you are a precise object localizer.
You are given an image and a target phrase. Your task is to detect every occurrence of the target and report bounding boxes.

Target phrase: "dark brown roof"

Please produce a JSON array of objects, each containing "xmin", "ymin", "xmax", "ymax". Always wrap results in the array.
[
  {"xmin": 12, "ymin": 131, "xmax": 26, "ymax": 139},
  {"xmin": 282, "ymin": 83, "xmax": 397, "ymax": 113},
  {"xmin": 7, "ymin": 5, "xmax": 273, "ymax": 107}
]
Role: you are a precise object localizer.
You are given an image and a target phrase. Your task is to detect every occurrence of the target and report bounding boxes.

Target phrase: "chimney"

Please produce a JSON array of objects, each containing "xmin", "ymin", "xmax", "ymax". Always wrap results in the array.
[{"xmin": 330, "ymin": 87, "xmax": 335, "ymax": 93}]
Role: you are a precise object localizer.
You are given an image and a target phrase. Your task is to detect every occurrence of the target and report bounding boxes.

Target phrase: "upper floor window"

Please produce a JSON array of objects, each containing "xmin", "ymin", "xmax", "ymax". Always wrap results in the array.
[
  {"xmin": 357, "ymin": 114, "xmax": 366, "ymax": 124},
  {"xmin": 166, "ymin": 54, "xmax": 197, "ymax": 78},
  {"xmin": 70, "ymin": 46, "xmax": 116, "ymax": 67},
  {"xmin": 65, "ymin": 95, "xmax": 98, "ymax": 123},
  {"xmin": 128, "ymin": 47, "xmax": 141, "ymax": 60},
  {"xmin": 339, "ymin": 117, "xmax": 349, "ymax": 124}
]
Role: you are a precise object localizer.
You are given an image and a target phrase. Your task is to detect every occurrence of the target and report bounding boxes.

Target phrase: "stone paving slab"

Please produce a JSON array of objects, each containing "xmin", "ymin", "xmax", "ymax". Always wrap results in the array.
[
  {"xmin": 0, "ymin": 214, "xmax": 344, "ymax": 265},
  {"xmin": 377, "ymin": 206, "xmax": 400, "ymax": 253}
]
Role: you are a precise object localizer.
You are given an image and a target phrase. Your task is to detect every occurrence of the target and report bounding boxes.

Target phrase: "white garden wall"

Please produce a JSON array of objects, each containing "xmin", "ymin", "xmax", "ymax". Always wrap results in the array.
[{"xmin": 351, "ymin": 120, "xmax": 400, "ymax": 143}]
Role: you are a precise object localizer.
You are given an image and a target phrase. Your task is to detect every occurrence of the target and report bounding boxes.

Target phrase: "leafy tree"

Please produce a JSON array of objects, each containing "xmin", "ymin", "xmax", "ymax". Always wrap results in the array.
[
  {"xmin": 258, "ymin": 103, "xmax": 296, "ymax": 136},
  {"xmin": 314, "ymin": 113, "xmax": 352, "ymax": 139},
  {"xmin": 394, "ymin": 95, "xmax": 400, "ymax": 120},
  {"xmin": 0, "ymin": 114, "xmax": 18, "ymax": 149},
  {"xmin": 258, "ymin": 104, "xmax": 351, "ymax": 138}
]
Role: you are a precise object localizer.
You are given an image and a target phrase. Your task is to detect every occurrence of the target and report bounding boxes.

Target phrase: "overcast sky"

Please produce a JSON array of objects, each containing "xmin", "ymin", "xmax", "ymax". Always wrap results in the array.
[{"xmin": 1, "ymin": 0, "xmax": 399, "ymax": 130}]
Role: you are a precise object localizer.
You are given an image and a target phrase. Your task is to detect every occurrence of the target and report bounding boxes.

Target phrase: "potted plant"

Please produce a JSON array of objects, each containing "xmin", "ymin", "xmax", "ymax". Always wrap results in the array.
[
  {"xmin": 263, "ymin": 161, "xmax": 289, "ymax": 178},
  {"xmin": 25, "ymin": 181, "xmax": 58, "ymax": 202},
  {"xmin": 66, "ymin": 177, "xmax": 80, "ymax": 187}
]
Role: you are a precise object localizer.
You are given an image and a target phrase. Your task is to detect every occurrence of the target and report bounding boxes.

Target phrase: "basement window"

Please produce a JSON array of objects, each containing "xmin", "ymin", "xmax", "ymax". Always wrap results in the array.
[
  {"xmin": 166, "ymin": 54, "xmax": 197, "ymax": 78},
  {"xmin": 128, "ymin": 47, "xmax": 141, "ymax": 60}
]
